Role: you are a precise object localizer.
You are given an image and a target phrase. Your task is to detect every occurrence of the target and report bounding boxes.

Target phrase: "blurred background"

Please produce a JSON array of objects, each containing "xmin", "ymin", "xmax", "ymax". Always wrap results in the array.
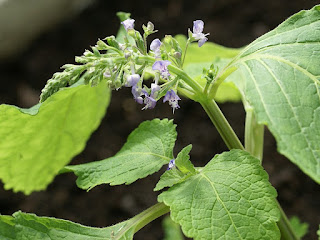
[{"xmin": 0, "ymin": 0, "xmax": 319, "ymax": 239}]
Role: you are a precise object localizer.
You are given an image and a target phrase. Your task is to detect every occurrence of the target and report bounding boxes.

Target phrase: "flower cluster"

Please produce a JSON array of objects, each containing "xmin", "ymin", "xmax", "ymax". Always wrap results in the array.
[{"xmin": 115, "ymin": 18, "xmax": 209, "ymax": 112}]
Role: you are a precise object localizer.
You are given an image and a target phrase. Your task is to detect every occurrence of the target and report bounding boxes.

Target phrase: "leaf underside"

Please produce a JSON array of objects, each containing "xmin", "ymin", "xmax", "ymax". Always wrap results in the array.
[
  {"xmin": 229, "ymin": 5, "xmax": 320, "ymax": 183},
  {"xmin": 0, "ymin": 80, "xmax": 110, "ymax": 194},
  {"xmin": 64, "ymin": 118, "xmax": 177, "ymax": 190},
  {"xmin": 159, "ymin": 150, "xmax": 280, "ymax": 240}
]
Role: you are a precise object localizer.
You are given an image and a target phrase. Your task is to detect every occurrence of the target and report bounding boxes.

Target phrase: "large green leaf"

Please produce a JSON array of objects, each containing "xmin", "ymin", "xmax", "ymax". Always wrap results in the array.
[
  {"xmin": 0, "ymin": 80, "xmax": 110, "ymax": 194},
  {"xmin": 0, "ymin": 211, "xmax": 133, "ymax": 240},
  {"xmin": 63, "ymin": 119, "xmax": 176, "ymax": 190},
  {"xmin": 225, "ymin": 5, "xmax": 320, "ymax": 183},
  {"xmin": 158, "ymin": 150, "xmax": 280, "ymax": 240}
]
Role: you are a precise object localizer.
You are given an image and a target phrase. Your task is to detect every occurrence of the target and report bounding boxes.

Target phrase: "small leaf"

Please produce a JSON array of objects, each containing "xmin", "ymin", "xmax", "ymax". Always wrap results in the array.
[
  {"xmin": 162, "ymin": 216, "xmax": 184, "ymax": 240},
  {"xmin": 158, "ymin": 150, "xmax": 280, "ymax": 240},
  {"xmin": 64, "ymin": 119, "xmax": 177, "ymax": 190},
  {"xmin": 175, "ymin": 144, "xmax": 196, "ymax": 174},
  {"xmin": 154, "ymin": 145, "xmax": 196, "ymax": 191},
  {"xmin": 154, "ymin": 168, "xmax": 185, "ymax": 191},
  {"xmin": 0, "ymin": 211, "xmax": 133, "ymax": 240},
  {"xmin": 0, "ymin": 80, "xmax": 110, "ymax": 194},
  {"xmin": 289, "ymin": 216, "xmax": 309, "ymax": 239}
]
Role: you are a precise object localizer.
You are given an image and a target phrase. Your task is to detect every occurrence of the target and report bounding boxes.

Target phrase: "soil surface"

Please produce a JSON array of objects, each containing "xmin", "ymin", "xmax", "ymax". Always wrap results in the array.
[{"xmin": 0, "ymin": 0, "xmax": 319, "ymax": 239}]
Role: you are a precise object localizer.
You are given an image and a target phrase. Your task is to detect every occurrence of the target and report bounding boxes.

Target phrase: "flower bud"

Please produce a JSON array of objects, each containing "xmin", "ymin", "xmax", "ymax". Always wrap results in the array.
[{"xmin": 105, "ymin": 36, "xmax": 121, "ymax": 50}]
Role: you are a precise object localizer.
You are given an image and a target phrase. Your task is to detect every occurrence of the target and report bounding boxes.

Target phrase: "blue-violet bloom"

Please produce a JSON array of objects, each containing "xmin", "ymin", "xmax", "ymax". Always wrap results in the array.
[
  {"xmin": 126, "ymin": 74, "xmax": 140, "ymax": 87},
  {"xmin": 131, "ymin": 85, "xmax": 143, "ymax": 104},
  {"xmin": 152, "ymin": 60, "xmax": 171, "ymax": 79},
  {"xmin": 150, "ymin": 39, "xmax": 162, "ymax": 58},
  {"xmin": 141, "ymin": 83, "xmax": 160, "ymax": 110},
  {"xmin": 122, "ymin": 19, "xmax": 135, "ymax": 31},
  {"xmin": 167, "ymin": 159, "xmax": 175, "ymax": 170},
  {"xmin": 192, "ymin": 20, "xmax": 209, "ymax": 47},
  {"xmin": 163, "ymin": 89, "xmax": 181, "ymax": 113}
]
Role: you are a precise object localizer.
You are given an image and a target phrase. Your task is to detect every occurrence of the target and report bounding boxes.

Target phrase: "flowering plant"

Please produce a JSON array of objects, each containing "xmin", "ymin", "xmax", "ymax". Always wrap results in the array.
[{"xmin": 0, "ymin": 5, "xmax": 320, "ymax": 240}]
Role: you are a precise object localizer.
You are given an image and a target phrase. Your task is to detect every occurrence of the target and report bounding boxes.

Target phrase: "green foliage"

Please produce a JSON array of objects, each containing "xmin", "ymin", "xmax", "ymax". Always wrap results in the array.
[
  {"xmin": 63, "ymin": 119, "xmax": 177, "ymax": 190},
  {"xmin": 0, "ymin": 80, "xmax": 110, "ymax": 194},
  {"xmin": 225, "ymin": 5, "xmax": 320, "ymax": 183},
  {"xmin": 289, "ymin": 216, "xmax": 309, "ymax": 239},
  {"xmin": 162, "ymin": 216, "xmax": 184, "ymax": 240},
  {"xmin": 0, "ymin": 211, "xmax": 133, "ymax": 240},
  {"xmin": 158, "ymin": 150, "xmax": 280, "ymax": 240}
]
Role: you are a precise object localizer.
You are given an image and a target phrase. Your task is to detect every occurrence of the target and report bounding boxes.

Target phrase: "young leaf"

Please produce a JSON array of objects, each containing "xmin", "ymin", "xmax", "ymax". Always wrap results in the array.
[
  {"xmin": 154, "ymin": 144, "xmax": 196, "ymax": 191},
  {"xmin": 154, "ymin": 167, "xmax": 185, "ymax": 191},
  {"xmin": 0, "ymin": 211, "xmax": 133, "ymax": 240},
  {"xmin": 289, "ymin": 216, "xmax": 309, "ymax": 239},
  {"xmin": 175, "ymin": 144, "xmax": 196, "ymax": 174},
  {"xmin": 224, "ymin": 5, "xmax": 320, "ymax": 183},
  {"xmin": 0, "ymin": 80, "xmax": 110, "ymax": 194},
  {"xmin": 63, "ymin": 119, "xmax": 176, "ymax": 190},
  {"xmin": 162, "ymin": 216, "xmax": 184, "ymax": 240},
  {"xmin": 158, "ymin": 150, "xmax": 280, "ymax": 240}
]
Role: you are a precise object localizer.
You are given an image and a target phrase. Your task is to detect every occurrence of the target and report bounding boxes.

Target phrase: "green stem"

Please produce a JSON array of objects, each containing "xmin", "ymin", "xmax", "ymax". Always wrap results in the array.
[
  {"xmin": 181, "ymin": 39, "xmax": 190, "ymax": 68},
  {"xmin": 133, "ymin": 202, "xmax": 170, "ymax": 233},
  {"xmin": 244, "ymin": 104, "xmax": 264, "ymax": 161},
  {"xmin": 277, "ymin": 201, "xmax": 299, "ymax": 240},
  {"xmin": 200, "ymin": 98, "xmax": 244, "ymax": 150}
]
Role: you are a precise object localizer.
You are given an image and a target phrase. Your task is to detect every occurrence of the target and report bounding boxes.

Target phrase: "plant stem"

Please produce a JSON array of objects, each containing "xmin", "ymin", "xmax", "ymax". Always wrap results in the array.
[
  {"xmin": 181, "ymin": 39, "xmax": 190, "ymax": 68},
  {"xmin": 132, "ymin": 202, "xmax": 170, "ymax": 233},
  {"xmin": 276, "ymin": 201, "xmax": 299, "ymax": 240},
  {"xmin": 200, "ymin": 98, "xmax": 245, "ymax": 150},
  {"xmin": 244, "ymin": 104, "xmax": 264, "ymax": 161}
]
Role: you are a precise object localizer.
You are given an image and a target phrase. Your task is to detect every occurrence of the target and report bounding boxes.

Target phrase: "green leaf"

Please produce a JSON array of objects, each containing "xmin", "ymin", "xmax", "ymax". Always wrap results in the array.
[
  {"xmin": 154, "ymin": 145, "xmax": 196, "ymax": 191},
  {"xmin": 158, "ymin": 150, "xmax": 280, "ymax": 240},
  {"xmin": 175, "ymin": 34, "xmax": 242, "ymax": 103},
  {"xmin": 154, "ymin": 167, "xmax": 184, "ymax": 191},
  {"xmin": 317, "ymin": 225, "xmax": 320, "ymax": 240},
  {"xmin": 64, "ymin": 119, "xmax": 176, "ymax": 190},
  {"xmin": 289, "ymin": 216, "xmax": 309, "ymax": 239},
  {"xmin": 0, "ymin": 80, "xmax": 110, "ymax": 194},
  {"xmin": 226, "ymin": 5, "xmax": 320, "ymax": 183},
  {"xmin": 162, "ymin": 216, "xmax": 184, "ymax": 240},
  {"xmin": 175, "ymin": 144, "xmax": 196, "ymax": 174},
  {"xmin": 0, "ymin": 211, "xmax": 133, "ymax": 240}
]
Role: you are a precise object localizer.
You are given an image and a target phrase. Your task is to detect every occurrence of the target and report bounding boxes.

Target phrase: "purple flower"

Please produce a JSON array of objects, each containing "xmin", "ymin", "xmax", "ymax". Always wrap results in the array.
[
  {"xmin": 163, "ymin": 90, "xmax": 181, "ymax": 113},
  {"xmin": 152, "ymin": 60, "xmax": 171, "ymax": 79},
  {"xmin": 126, "ymin": 74, "xmax": 140, "ymax": 87},
  {"xmin": 192, "ymin": 20, "xmax": 209, "ymax": 47},
  {"xmin": 150, "ymin": 39, "xmax": 162, "ymax": 58},
  {"xmin": 121, "ymin": 19, "xmax": 135, "ymax": 31},
  {"xmin": 167, "ymin": 159, "xmax": 175, "ymax": 170},
  {"xmin": 131, "ymin": 85, "xmax": 143, "ymax": 104},
  {"xmin": 141, "ymin": 83, "xmax": 160, "ymax": 110}
]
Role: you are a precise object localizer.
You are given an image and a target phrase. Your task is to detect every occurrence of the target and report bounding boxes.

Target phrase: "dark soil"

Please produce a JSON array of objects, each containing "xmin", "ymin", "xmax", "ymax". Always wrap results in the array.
[{"xmin": 0, "ymin": 0, "xmax": 319, "ymax": 239}]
